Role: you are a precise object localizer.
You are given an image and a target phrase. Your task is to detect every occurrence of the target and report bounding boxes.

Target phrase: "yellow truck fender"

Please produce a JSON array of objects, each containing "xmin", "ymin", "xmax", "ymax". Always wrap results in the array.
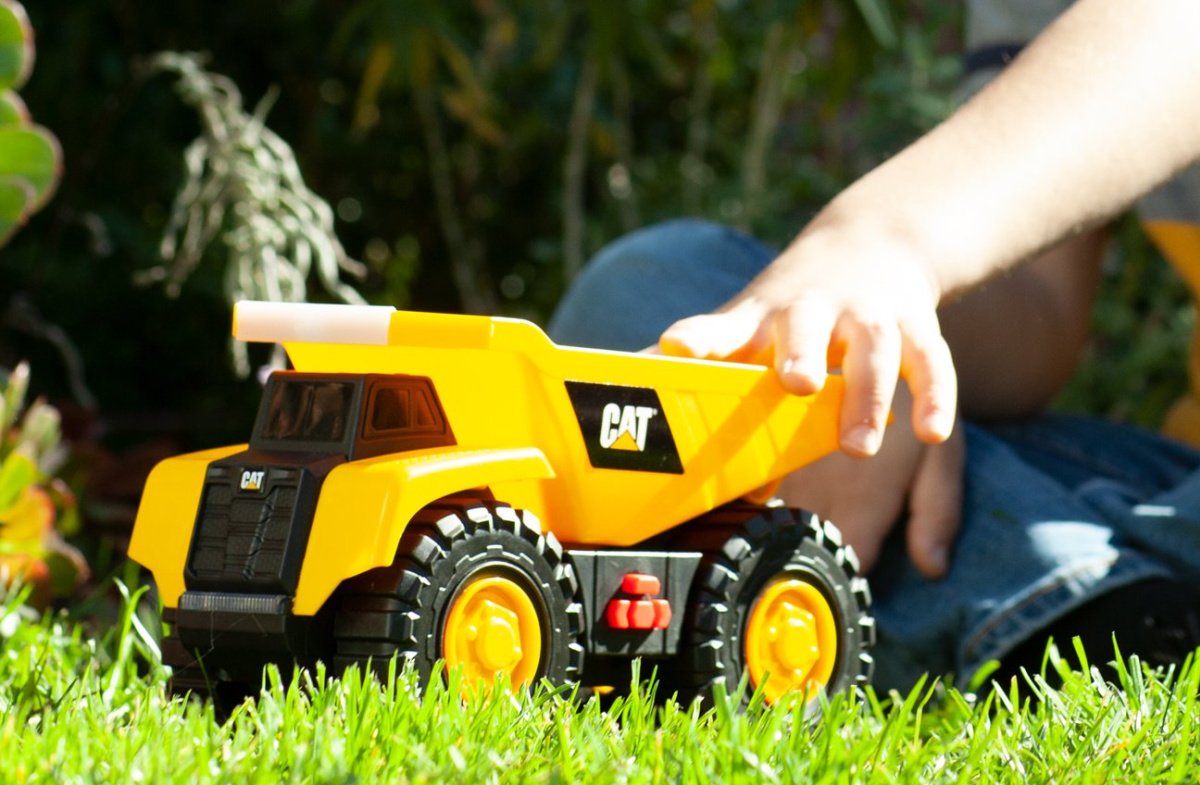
[
  {"xmin": 292, "ymin": 444, "xmax": 555, "ymax": 615},
  {"xmin": 128, "ymin": 445, "xmax": 249, "ymax": 609}
]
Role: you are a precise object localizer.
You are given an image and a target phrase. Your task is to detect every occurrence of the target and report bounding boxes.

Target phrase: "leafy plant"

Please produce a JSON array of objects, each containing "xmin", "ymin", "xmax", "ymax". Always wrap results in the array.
[
  {"xmin": 0, "ymin": 4, "xmax": 80, "ymax": 606},
  {"xmin": 137, "ymin": 52, "xmax": 368, "ymax": 375},
  {"xmin": 0, "ymin": 362, "xmax": 88, "ymax": 607},
  {"xmin": 0, "ymin": 0, "xmax": 60, "ymax": 246}
]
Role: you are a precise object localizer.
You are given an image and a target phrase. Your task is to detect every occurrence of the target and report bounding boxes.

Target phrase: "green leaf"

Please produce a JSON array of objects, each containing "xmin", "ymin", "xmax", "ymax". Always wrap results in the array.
[
  {"xmin": 1, "ymin": 359, "xmax": 28, "ymax": 436},
  {"xmin": 0, "ymin": 450, "xmax": 35, "ymax": 512},
  {"xmin": 0, "ymin": 123, "xmax": 60, "ymax": 211},
  {"xmin": 352, "ymin": 41, "xmax": 394, "ymax": 135},
  {"xmin": 0, "ymin": 89, "xmax": 27, "ymax": 126},
  {"xmin": 0, "ymin": 1, "xmax": 32, "ymax": 92},
  {"xmin": 853, "ymin": 0, "xmax": 899, "ymax": 50},
  {"xmin": 0, "ymin": 173, "xmax": 33, "ymax": 245},
  {"xmin": 42, "ymin": 536, "xmax": 88, "ymax": 597}
]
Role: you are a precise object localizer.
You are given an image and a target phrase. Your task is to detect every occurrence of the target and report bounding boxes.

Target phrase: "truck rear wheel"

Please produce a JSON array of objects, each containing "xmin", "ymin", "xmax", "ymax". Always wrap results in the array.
[
  {"xmin": 673, "ymin": 504, "xmax": 874, "ymax": 706},
  {"xmin": 333, "ymin": 498, "xmax": 585, "ymax": 695}
]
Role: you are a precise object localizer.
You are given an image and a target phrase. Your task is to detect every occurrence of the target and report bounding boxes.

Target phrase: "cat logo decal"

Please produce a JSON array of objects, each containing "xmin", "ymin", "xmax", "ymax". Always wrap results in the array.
[
  {"xmin": 240, "ymin": 469, "xmax": 266, "ymax": 492},
  {"xmin": 565, "ymin": 381, "xmax": 683, "ymax": 474}
]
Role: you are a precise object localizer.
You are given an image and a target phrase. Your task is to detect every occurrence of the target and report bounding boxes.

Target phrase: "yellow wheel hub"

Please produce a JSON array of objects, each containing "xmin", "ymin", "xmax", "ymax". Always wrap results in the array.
[
  {"xmin": 744, "ymin": 577, "xmax": 838, "ymax": 704},
  {"xmin": 442, "ymin": 574, "xmax": 542, "ymax": 694}
]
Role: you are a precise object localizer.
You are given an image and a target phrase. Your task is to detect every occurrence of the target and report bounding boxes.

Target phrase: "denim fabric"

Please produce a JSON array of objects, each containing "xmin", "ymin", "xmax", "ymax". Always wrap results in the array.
[
  {"xmin": 548, "ymin": 218, "xmax": 1200, "ymax": 692},
  {"xmin": 548, "ymin": 219, "xmax": 780, "ymax": 352}
]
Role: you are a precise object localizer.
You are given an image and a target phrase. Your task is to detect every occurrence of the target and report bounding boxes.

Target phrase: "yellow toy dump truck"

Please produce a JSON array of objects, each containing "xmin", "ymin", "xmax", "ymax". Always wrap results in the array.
[{"xmin": 130, "ymin": 301, "xmax": 874, "ymax": 708}]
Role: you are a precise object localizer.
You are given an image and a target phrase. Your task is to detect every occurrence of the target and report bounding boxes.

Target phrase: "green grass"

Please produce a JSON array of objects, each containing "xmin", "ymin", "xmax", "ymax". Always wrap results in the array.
[{"xmin": 4, "ymin": 587, "xmax": 1200, "ymax": 784}]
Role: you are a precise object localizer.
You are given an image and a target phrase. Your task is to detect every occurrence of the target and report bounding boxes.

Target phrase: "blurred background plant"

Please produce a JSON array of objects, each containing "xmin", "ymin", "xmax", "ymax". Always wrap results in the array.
[
  {"xmin": 0, "ymin": 362, "xmax": 88, "ymax": 608},
  {"xmin": 0, "ymin": 1, "xmax": 1188, "ymax": 604},
  {"xmin": 0, "ymin": 0, "xmax": 60, "ymax": 246},
  {"xmin": 0, "ymin": 1, "xmax": 86, "ymax": 610},
  {"xmin": 136, "ymin": 51, "xmax": 368, "ymax": 376}
]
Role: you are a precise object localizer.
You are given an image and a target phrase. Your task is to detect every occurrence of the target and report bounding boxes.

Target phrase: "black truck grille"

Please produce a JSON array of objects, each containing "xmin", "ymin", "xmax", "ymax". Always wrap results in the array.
[{"xmin": 185, "ymin": 462, "xmax": 321, "ymax": 594}]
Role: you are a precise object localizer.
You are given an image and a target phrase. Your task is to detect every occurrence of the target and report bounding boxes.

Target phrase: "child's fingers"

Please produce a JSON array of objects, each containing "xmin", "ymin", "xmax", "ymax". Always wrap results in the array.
[
  {"xmin": 900, "ymin": 316, "xmax": 958, "ymax": 444},
  {"xmin": 771, "ymin": 297, "xmax": 839, "ymax": 396},
  {"xmin": 834, "ymin": 312, "xmax": 902, "ymax": 457},
  {"xmin": 905, "ymin": 428, "xmax": 965, "ymax": 579},
  {"xmin": 661, "ymin": 294, "xmax": 957, "ymax": 459}
]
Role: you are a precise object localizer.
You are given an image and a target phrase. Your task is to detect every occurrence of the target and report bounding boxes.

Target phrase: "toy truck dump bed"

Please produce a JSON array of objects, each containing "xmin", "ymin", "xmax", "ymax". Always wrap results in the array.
[{"xmin": 131, "ymin": 302, "xmax": 873, "ymax": 710}]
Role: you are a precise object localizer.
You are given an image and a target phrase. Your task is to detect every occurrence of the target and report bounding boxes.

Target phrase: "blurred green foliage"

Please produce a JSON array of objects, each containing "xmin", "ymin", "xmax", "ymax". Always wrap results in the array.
[
  {"xmin": 0, "ymin": 361, "xmax": 89, "ymax": 606},
  {"xmin": 0, "ymin": 0, "xmax": 61, "ymax": 247},
  {"xmin": 0, "ymin": 0, "xmax": 1189, "ymax": 459},
  {"xmin": 1056, "ymin": 215, "xmax": 1193, "ymax": 428}
]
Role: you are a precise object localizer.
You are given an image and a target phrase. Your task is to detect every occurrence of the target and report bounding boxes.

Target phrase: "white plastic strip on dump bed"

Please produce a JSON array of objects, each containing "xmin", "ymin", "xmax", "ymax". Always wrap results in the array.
[{"xmin": 233, "ymin": 301, "xmax": 397, "ymax": 345}]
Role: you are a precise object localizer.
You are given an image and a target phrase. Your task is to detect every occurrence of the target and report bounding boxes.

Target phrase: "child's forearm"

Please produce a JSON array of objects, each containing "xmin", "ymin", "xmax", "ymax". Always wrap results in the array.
[{"xmin": 819, "ymin": 0, "xmax": 1200, "ymax": 301}]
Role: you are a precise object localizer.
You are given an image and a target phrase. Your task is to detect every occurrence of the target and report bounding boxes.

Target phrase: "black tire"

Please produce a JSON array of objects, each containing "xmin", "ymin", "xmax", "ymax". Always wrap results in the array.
[
  {"xmin": 333, "ymin": 497, "xmax": 585, "ymax": 690},
  {"xmin": 672, "ymin": 504, "xmax": 874, "ymax": 705}
]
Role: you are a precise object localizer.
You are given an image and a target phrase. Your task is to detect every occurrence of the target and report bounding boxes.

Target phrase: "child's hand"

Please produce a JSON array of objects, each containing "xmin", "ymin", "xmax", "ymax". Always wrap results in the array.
[{"xmin": 660, "ymin": 224, "xmax": 957, "ymax": 457}]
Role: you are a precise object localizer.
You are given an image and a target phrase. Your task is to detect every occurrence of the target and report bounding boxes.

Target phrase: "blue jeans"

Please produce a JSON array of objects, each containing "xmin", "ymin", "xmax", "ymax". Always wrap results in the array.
[{"xmin": 548, "ymin": 218, "xmax": 1200, "ymax": 691}]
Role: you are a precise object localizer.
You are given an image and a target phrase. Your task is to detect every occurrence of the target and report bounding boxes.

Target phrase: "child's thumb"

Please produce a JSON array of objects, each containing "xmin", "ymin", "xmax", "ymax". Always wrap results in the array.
[{"xmin": 659, "ymin": 311, "xmax": 763, "ymax": 362}]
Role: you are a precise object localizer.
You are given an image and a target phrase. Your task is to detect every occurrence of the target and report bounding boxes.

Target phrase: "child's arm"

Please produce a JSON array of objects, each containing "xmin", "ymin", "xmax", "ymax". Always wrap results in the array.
[{"xmin": 661, "ymin": 0, "xmax": 1200, "ymax": 455}]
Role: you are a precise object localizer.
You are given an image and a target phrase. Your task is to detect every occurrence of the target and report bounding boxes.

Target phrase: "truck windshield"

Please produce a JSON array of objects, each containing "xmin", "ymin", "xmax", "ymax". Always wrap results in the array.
[{"xmin": 258, "ymin": 379, "xmax": 355, "ymax": 444}]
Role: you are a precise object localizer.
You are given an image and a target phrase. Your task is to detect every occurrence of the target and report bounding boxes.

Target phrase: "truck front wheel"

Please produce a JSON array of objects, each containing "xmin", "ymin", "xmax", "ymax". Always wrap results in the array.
[{"xmin": 334, "ymin": 498, "xmax": 585, "ymax": 695}]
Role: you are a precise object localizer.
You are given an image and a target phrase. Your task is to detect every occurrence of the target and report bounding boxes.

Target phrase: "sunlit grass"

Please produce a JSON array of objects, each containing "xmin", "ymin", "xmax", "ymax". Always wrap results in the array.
[{"xmin": 3, "ymin": 586, "xmax": 1200, "ymax": 784}]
